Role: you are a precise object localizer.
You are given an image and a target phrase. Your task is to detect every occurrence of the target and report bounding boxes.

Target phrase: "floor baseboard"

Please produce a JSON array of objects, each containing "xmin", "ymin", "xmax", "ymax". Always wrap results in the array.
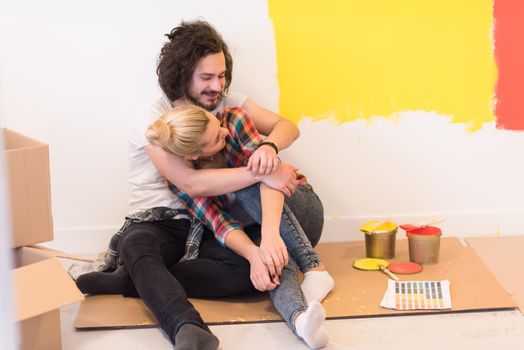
[{"xmin": 42, "ymin": 210, "xmax": 524, "ymax": 254}]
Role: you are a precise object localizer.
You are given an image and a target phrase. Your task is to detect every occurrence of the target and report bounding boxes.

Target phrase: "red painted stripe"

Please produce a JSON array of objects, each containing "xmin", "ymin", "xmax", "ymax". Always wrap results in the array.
[{"xmin": 494, "ymin": 0, "xmax": 524, "ymax": 130}]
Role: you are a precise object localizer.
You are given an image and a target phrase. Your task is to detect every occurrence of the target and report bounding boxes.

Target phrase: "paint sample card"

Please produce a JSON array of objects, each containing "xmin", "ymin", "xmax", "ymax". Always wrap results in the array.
[{"xmin": 380, "ymin": 280, "xmax": 452, "ymax": 310}]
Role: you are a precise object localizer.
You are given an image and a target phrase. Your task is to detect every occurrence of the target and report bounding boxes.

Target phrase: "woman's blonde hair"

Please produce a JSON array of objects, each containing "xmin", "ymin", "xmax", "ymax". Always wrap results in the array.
[{"xmin": 146, "ymin": 105, "xmax": 210, "ymax": 157}]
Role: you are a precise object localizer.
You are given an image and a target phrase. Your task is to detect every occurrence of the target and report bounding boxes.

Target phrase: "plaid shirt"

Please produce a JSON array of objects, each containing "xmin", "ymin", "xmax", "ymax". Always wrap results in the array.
[{"xmin": 168, "ymin": 107, "xmax": 264, "ymax": 247}]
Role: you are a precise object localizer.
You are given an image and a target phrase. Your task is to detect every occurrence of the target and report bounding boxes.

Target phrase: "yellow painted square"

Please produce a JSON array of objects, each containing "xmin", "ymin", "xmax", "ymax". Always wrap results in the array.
[{"xmin": 268, "ymin": 0, "xmax": 496, "ymax": 130}]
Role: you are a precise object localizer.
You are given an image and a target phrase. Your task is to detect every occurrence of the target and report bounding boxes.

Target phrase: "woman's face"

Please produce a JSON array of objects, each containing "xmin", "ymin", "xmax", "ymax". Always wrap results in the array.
[{"xmin": 198, "ymin": 112, "xmax": 229, "ymax": 158}]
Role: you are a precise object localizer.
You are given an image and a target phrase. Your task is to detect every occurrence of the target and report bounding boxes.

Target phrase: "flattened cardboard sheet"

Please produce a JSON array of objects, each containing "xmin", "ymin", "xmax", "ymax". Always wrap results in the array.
[
  {"xmin": 466, "ymin": 235, "xmax": 524, "ymax": 311},
  {"xmin": 75, "ymin": 237, "xmax": 516, "ymax": 329},
  {"xmin": 29, "ymin": 245, "xmax": 94, "ymax": 262}
]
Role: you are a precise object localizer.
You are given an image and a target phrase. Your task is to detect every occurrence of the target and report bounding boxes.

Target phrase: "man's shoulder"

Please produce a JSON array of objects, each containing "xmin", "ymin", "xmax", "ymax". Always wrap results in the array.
[
  {"xmin": 215, "ymin": 91, "xmax": 247, "ymax": 112},
  {"xmin": 128, "ymin": 95, "xmax": 172, "ymax": 148},
  {"xmin": 151, "ymin": 94, "xmax": 173, "ymax": 115}
]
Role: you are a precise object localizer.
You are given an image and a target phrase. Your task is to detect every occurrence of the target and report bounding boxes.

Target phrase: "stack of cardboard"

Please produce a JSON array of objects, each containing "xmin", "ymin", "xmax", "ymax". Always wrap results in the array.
[{"xmin": 3, "ymin": 128, "xmax": 84, "ymax": 350}]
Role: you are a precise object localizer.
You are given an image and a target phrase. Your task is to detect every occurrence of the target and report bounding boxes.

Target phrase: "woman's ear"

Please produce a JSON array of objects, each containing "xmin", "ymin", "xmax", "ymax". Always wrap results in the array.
[{"xmin": 185, "ymin": 154, "xmax": 199, "ymax": 161}]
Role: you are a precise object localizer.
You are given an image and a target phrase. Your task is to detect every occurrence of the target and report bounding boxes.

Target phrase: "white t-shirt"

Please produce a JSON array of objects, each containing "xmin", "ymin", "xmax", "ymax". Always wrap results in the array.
[{"xmin": 127, "ymin": 92, "xmax": 247, "ymax": 214}]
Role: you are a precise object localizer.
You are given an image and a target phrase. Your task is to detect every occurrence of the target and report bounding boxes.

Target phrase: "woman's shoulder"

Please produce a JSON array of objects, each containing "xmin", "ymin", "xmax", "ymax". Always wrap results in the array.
[{"xmin": 217, "ymin": 107, "xmax": 256, "ymax": 135}]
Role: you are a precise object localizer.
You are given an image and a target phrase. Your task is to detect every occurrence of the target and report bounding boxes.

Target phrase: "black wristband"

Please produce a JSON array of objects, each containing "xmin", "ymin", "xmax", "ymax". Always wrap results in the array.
[{"xmin": 257, "ymin": 141, "xmax": 279, "ymax": 154}]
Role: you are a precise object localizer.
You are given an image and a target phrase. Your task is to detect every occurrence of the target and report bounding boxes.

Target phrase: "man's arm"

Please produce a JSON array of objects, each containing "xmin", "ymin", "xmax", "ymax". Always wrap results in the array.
[
  {"xmin": 146, "ymin": 145, "xmax": 258, "ymax": 196},
  {"xmin": 242, "ymin": 98, "xmax": 300, "ymax": 175},
  {"xmin": 242, "ymin": 98, "xmax": 300, "ymax": 150},
  {"xmin": 146, "ymin": 144, "xmax": 297, "ymax": 197}
]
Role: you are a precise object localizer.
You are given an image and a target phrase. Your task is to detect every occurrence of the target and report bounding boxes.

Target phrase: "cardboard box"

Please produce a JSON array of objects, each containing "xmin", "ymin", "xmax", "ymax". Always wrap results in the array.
[
  {"xmin": 13, "ymin": 246, "xmax": 84, "ymax": 350},
  {"xmin": 2, "ymin": 128, "xmax": 53, "ymax": 247}
]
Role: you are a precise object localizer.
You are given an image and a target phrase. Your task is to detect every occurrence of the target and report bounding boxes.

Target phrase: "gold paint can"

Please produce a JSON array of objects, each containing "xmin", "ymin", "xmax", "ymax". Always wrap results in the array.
[{"xmin": 361, "ymin": 221, "xmax": 398, "ymax": 259}]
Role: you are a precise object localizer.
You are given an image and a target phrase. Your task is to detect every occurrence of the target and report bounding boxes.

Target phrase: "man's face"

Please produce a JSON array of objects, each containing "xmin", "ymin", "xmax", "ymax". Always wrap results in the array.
[{"xmin": 188, "ymin": 52, "xmax": 227, "ymax": 111}]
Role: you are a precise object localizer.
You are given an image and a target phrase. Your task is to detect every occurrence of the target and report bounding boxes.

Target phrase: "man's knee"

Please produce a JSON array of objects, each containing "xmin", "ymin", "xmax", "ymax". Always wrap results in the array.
[{"xmin": 119, "ymin": 225, "xmax": 159, "ymax": 264}]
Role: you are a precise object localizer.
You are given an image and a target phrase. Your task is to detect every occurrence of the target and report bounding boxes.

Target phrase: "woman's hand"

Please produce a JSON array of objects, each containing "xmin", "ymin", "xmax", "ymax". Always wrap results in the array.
[
  {"xmin": 224, "ymin": 230, "xmax": 278, "ymax": 292},
  {"xmin": 260, "ymin": 163, "xmax": 298, "ymax": 197},
  {"xmin": 247, "ymin": 248, "xmax": 278, "ymax": 291},
  {"xmin": 247, "ymin": 145, "xmax": 279, "ymax": 175},
  {"xmin": 260, "ymin": 234, "xmax": 289, "ymax": 284}
]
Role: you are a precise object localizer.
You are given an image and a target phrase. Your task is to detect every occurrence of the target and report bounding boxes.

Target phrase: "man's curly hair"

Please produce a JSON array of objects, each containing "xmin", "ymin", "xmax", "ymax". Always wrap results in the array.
[{"xmin": 157, "ymin": 20, "xmax": 233, "ymax": 102}]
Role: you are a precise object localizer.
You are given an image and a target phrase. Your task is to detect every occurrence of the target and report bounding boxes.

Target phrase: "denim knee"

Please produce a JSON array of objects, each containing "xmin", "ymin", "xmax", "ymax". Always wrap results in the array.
[{"xmin": 285, "ymin": 186, "xmax": 324, "ymax": 247}]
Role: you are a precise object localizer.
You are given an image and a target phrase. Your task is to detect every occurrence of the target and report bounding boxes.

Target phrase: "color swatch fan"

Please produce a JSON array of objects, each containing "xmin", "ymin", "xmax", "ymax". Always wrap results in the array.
[{"xmin": 380, "ymin": 280, "xmax": 452, "ymax": 310}]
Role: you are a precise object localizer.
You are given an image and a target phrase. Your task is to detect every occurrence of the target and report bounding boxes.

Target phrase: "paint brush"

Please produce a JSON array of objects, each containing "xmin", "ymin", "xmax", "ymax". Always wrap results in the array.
[
  {"xmin": 415, "ymin": 218, "xmax": 445, "ymax": 228},
  {"xmin": 378, "ymin": 264, "xmax": 400, "ymax": 281}
]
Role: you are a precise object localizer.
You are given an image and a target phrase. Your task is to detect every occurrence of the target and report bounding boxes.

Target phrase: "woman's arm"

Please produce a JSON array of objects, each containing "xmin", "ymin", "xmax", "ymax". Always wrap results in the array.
[
  {"xmin": 259, "ymin": 183, "xmax": 289, "ymax": 282},
  {"xmin": 167, "ymin": 167, "xmax": 280, "ymax": 291},
  {"xmin": 224, "ymin": 229, "xmax": 278, "ymax": 291},
  {"xmin": 168, "ymin": 182, "xmax": 242, "ymax": 247}
]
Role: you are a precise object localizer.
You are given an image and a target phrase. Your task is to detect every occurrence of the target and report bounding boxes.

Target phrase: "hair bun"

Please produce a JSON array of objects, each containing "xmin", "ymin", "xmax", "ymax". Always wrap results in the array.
[{"xmin": 146, "ymin": 118, "xmax": 172, "ymax": 147}]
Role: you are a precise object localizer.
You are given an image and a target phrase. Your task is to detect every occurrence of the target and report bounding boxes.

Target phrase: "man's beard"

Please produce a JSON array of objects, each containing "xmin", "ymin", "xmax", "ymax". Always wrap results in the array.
[{"xmin": 187, "ymin": 90, "xmax": 225, "ymax": 112}]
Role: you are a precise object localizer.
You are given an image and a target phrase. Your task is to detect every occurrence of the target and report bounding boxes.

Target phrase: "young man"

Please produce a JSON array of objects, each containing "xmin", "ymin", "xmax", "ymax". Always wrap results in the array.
[{"xmin": 77, "ymin": 20, "xmax": 307, "ymax": 350}]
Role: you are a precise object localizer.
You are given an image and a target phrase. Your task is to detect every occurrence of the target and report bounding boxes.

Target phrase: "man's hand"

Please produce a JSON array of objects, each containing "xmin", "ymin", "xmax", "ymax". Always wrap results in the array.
[
  {"xmin": 260, "ymin": 233, "xmax": 288, "ymax": 284},
  {"xmin": 247, "ymin": 145, "xmax": 279, "ymax": 176},
  {"xmin": 260, "ymin": 163, "xmax": 298, "ymax": 197},
  {"xmin": 247, "ymin": 248, "xmax": 278, "ymax": 291}
]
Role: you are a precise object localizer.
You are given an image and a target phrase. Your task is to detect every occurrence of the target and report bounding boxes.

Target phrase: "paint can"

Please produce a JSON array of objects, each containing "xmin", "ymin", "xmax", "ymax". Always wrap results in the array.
[
  {"xmin": 404, "ymin": 225, "xmax": 442, "ymax": 265},
  {"xmin": 361, "ymin": 221, "xmax": 398, "ymax": 259}
]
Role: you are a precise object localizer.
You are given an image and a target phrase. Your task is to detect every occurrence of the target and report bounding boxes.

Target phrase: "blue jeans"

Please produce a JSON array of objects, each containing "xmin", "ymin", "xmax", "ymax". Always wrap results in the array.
[
  {"xmin": 234, "ymin": 183, "xmax": 324, "ymax": 333},
  {"xmin": 234, "ymin": 184, "xmax": 323, "ymax": 272}
]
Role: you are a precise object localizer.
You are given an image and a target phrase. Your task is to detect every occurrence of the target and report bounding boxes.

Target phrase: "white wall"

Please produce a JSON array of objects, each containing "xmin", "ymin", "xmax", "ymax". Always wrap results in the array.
[
  {"xmin": 1, "ymin": 1, "xmax": 523, "ymax": 253},
  {"xmin": 287, "ymin": 113, "xmax": 524, "ymax": 242}
]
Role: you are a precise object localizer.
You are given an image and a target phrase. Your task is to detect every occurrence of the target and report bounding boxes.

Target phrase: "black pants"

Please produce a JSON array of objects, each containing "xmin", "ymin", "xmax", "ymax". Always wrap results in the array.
[{"xmin": 118, "ymin": 219, "xmax": 256, "ymax": 343}]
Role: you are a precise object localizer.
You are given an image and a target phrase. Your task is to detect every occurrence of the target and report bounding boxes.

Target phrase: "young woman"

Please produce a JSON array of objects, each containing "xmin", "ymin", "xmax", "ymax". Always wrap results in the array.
[{"xmin": 146, "ymin": 105, "xmax": 334, "ymax": 348}]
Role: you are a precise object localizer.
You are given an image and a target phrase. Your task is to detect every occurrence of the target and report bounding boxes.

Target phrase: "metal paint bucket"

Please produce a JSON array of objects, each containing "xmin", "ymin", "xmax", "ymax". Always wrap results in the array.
[
  {"xmin": 361, "ymin": 221, "xmax": 398, "ymax": 259},
  {"xmin": 404, "ymin": 226, "xmax": 442, "ymax": 265}
]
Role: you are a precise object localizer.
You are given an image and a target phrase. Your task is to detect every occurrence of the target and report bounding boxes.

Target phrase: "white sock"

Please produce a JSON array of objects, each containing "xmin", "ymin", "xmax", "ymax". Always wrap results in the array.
[
  {"xmin": 301, "ymin": 271, "xmax": 335, "ymax": 303},
  {"xmin": 295, "ymin": 301, "xmax": 329, "ymax": 349}
]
